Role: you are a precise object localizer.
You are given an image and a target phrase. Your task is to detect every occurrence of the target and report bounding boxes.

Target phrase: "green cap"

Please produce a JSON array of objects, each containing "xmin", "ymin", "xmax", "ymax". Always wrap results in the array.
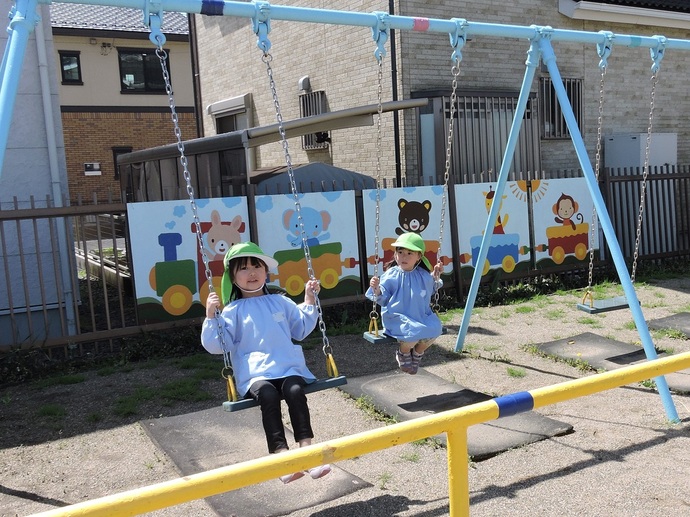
[
  {"xmin": 220, "ymin": 242, "xmax": 278, "ymax": 304},
  {"xmin": 391, "ymin": 232, "xmax": 431, "ymax": 270}
]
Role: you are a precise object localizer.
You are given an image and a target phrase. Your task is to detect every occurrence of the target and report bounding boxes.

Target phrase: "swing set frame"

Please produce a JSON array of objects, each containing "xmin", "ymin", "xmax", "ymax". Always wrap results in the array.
[{"xmin": 2, "ymin": 0, "xmax": 689, "ymax": 423}]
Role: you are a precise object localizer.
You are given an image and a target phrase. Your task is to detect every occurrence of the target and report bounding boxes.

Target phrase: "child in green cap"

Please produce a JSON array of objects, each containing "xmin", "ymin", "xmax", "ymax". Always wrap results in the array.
[
  {"xmin": 366, "ymin": 232, "xmax": 443, "ymax": 374},
  {"xmin": 201, "ymin": 241, "xmax": 331, "ymax": 484}
]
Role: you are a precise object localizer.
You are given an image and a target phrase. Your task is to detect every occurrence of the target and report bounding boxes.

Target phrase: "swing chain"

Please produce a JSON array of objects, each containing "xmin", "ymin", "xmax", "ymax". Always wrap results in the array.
[
  {"xmin": 262, "ymin": 52, "xmax": 332, "ymax": 356},
  {"xmin": 155, "ymin": 44, "xmax": 233, "ymax": 374},
  {"xmin": 586, "ymin": 64, "xmax": 607, "ymax": 301},
  {"xmin": 631, "ymin": 67, "xmax": 658, "ymax": 283},
  {"xmin": 370, "ymin": 57, "xmax": 384, "ymax": 321},
  {"xmin": 631, "ymin": 37, "xmax": 664, "ymax": 283},
  {"xmin": 433, "ymin": 34, "xmax": 464, "ymax": 311}
]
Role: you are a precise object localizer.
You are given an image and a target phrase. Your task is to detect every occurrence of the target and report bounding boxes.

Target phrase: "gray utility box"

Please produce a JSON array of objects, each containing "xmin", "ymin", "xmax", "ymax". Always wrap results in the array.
[{"xmin": 604, "ymin": 133, "xmax": 677, "ymax": 170}]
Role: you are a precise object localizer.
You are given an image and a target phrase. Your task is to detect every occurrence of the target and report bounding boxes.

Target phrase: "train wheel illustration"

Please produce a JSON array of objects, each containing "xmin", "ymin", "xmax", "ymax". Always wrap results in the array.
[
  {"xmin": 149, "ymin": 267, "xmax": 157, "ymax": 290},
  {"xmin": 162, "ymin": 285, "xmax": 193, "ymax": 316},
  {"xmin": 482, "ymin": 259, "xmax": 491, "ymax": 276},
  {"xmin": 285, "ymin": 274, "xmax": 305, "ymax": 296},
  {"xmin": 502, "ymin": 255, "xmax": 516, "ymax": 273},
  {"xmin": 199, "ymin": 276, "xmax": 223, "ymax": 306},
  {"xmin": 574, "ymin": 242, "xmax": 588, "ymax": 260},
  {"xmin": 320, "ymin": 268, "xmax": 339, "ymax": 289},
  {"xmin": 551, "ymin": 246, "xmax": 566, "ymax": 265}
]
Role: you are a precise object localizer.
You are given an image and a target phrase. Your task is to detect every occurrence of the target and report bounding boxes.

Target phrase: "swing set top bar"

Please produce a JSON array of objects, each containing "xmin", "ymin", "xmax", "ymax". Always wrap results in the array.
[{"xmin": 29, "ymin": 0, "xmax": 690, "ymax": 51}]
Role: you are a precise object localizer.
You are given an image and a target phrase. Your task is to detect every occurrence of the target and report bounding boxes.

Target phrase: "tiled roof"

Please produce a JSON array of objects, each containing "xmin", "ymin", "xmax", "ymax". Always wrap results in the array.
[
  {"xmin": 50, "ymin": 3, "xmax": 189, "ymax": 34},
  {"xmin": 586, "ymin": 0, "xmax": 690, "ymax": 13}
]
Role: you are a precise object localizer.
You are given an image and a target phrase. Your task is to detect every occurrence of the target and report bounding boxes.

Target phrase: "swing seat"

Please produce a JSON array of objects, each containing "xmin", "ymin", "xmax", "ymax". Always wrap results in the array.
[
  {"xmin": 363, "ymin": 331, "xmax": 398, "ymax": 345},
  {"xmin": 222, "ymin": 375, "xmax": 348, "ymax": 412},
  {"xmin": 576, "ymin": 295, "xmax": 628, "ymax": 314}
]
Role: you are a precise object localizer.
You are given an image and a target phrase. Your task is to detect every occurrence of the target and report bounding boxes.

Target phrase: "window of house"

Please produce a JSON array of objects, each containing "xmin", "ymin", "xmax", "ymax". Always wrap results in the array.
[
  {"xmin": 299, "ymin": 90, "xmax": 329, "ymax": 150},
  {"xmin": 208, "ymin": 94, "xmax": 253, "ymax": 134},
  {"xmin": 539, "ymin": 77, "xmax": 583, "ymax": 139},
  {"xmin": 118, "ymin": 49, "xmax": 168, "ymax": 93},
  {"xmin": 59, "ymin": 51, "xmax": 82, "ymax": 85}
]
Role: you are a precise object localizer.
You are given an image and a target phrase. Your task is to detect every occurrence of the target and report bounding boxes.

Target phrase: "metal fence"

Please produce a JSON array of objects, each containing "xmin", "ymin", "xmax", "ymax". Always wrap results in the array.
[{"xmin": 2, "ymin": 164, "xmax": 690, "ymax": 354}]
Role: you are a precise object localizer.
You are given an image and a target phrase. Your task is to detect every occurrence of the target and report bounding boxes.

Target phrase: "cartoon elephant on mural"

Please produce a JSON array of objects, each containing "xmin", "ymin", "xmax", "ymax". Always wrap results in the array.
[{"xmin": 283, "ymin": 206, "xmax": 331, "ymax": 248}]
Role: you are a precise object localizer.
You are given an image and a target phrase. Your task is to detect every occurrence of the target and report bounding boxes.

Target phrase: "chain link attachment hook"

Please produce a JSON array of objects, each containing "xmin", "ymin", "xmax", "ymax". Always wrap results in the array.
[
  {"xmin": 449, "ymin": 18, "xmax": 467, "ymax": 66},
  {"xmin": 146, "ymin": 0, "xmax": 166, "ymax": 47},
  {"xmin": 371, "ymin": 11, "xmax": 390, "ymax": 62},
  {"xmin": 596, "ymin": 31, "xmax": 614, "ymax": 70},
  {"xmin": 650, "ymin": 35, "xmax": 666, "ymax": 74},
  {"xmin": 252, "ymin": 1, "xmax": 272, "ymax": 54}
]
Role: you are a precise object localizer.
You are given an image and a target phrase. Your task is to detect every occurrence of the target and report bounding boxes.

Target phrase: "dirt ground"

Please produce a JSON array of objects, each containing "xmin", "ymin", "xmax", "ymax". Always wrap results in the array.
[{"xmin": 2, "ymin": 277, "xmax": 690, "ymax": 516}]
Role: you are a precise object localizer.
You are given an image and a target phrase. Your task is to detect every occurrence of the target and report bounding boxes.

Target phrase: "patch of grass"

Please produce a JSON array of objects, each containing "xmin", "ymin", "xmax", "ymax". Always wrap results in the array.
[
  {"xmin": 514, "ymin": 305, "xmax": 535, "ymax": 314},
  {"xmin": 86, "ymin": 412, "xmax": 103, "ymax": 423},
  {"xmin": 506, "ymin": 366, "xmax": 526, "ymax": 378},
  {"xmin": 400, "ymin": 450, "xmax": 420, "ymax": 463},
  {"xmin": 577, "ymin": 316, "xmax": 603, "ymax": 328},
  {"xmin": 37, "ymin": 404, "xmax": 66, "ymax": 418},
  {"xmin": 114, "ymin": 386, "xmax": 157, "ymax": 417},
  {"xmin": 34, "ymin": 374, "xmax": 87, "ymax": 389},
  {"xmin": 639, "ymin": 379, "xmax": 656, "ymax": 389},
  {"xmin": 377, "ymin": 472, "xmax": 393, "ymax": 490},
  {"xmin": 354, "ymin": 395, "xmax": 398, "ymax": 425},
  {"xmin": 160, "ymin": 379, "xmax": 212, "ymax": 403},
  {"xmin": 652, "ymin": 328, "xmax": 687, "ymax": 340},
  {"xmin": 97, "ymin": 366, "xmax": 117, "ymax": 376},
  {"xmin": 544, "ymin": 308, "xmax": 565, "ymax": 321},
  {"xmin": 623, "ymin": 320, "xmax": 637, "ymax": 331}
]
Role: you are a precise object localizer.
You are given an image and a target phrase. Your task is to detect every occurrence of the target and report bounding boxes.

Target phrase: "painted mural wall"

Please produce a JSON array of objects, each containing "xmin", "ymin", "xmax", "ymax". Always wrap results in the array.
[{"xmin": 126, "ymin": 178, "xmax": 599, "ymax": 323}]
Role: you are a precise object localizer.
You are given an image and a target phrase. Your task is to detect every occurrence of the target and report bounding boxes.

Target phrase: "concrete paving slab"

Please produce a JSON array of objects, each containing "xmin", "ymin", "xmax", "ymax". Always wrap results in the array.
[
  {"xmin": 339, "ymin": 370, "xmax": 573, "ymax": 460},
  {"xmin": 648, "ymin": 312, "xmax": 690, "ymax": 338},
  {"xmin": 142, "ymin": 407, "xmax": 371, "ymax": 517},
  {"xmin": 536, "ymin": 332, "xmax": 690, "ymax": 392}
]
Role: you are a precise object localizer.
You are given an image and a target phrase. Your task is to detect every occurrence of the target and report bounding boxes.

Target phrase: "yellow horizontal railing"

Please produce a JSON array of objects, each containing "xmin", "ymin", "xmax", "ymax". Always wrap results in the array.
[{"xmin": 30, "ymin": 351, "xmax": 690, "ymax": 517}]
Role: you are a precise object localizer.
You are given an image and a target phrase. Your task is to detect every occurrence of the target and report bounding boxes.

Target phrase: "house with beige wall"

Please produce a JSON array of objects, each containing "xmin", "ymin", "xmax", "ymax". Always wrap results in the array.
[
  {"xmin": 190, "ymin": 0, "xmax": 690, "ymax": 186},
  {"xmin": 51, "ymin": 3, "xmax": 197, "ymax": 202}
]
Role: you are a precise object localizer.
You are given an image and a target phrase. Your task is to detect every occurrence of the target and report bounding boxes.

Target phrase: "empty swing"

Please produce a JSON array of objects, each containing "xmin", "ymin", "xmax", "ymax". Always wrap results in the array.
[
  {"xmin": 578, "ymin": 38, "xmax": 662, "ymax": 314},
  {"xmin": 154, "ymin": 20, "xmax": 345, "ymax": 412}
]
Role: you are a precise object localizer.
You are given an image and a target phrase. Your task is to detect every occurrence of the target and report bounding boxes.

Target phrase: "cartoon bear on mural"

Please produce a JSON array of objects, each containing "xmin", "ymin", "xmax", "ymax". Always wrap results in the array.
[
  {"xmin": 395, "ymin": 198, "xmax": 432, "ymax": 235},
  {"xmin": 283, "ymin": 207, "xmax": 331, "ymax": 247}
]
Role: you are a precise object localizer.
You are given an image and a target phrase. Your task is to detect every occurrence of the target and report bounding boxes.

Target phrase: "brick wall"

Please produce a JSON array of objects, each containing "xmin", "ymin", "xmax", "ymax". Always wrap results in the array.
[
  {"xmin": 194, "ymin": 1, "xmax": 690, "ymax": 183},
  {"xmin": 61, "ymin": 111, "xmax": 197, "ymax": 203}
]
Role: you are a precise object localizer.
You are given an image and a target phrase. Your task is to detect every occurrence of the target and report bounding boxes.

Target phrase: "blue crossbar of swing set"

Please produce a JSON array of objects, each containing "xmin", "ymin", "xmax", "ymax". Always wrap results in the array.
[
  {"xmin": 3, "ymin": 0, "xmax": 690, "ymax": 174},
  {"xmin": 2, "ymin": 0, "xmax": 686, "ymax": 423}
]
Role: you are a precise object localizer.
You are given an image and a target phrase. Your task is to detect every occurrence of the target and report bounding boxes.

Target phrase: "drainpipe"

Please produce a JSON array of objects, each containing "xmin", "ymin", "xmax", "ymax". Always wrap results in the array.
[
  {"xmin": 389, "ymin": 0, "xmax": 401, "ymax": 186},
  {"xmin": 187, "ymin": 14, "xmax": 204, "ymax": 137},
  {"xmin": 35, "ymin": 9, "xmax": 76, "ymax": 333}
]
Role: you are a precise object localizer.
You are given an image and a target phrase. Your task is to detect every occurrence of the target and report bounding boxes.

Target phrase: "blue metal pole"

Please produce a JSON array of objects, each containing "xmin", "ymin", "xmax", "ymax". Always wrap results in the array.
[
  {"xmin": 0, "ymin": 0, "xmax": 39, "ymax": 177},
  {"xmin": 454, "ymin": 37, "xmax": 541, "ymax": 352},
  {"xmin": 538, "ymin": 37, "xmax": 679, "ymax": 423}
]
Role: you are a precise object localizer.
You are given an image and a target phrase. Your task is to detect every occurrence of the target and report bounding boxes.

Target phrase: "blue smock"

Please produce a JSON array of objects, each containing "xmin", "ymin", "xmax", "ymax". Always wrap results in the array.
[
  {"xmin": 201, "ymin": 294, "xmax": 317, "ymax": 397},
  {"xmin": 366, "ymin": 266, "xmax": 442, "ymax": 342}
]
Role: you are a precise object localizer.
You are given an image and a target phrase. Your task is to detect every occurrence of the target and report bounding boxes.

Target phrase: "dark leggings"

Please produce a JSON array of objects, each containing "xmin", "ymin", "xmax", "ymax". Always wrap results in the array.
[{"xmin": 247, "ymin": 376, "xmax": 314, "ymax": 454}]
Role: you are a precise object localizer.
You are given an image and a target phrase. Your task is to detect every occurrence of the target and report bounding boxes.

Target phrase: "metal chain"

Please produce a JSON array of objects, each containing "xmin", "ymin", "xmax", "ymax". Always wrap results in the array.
[
  {"xmin": 631, "ymin": 69, "xmax": 658, "ymax": 283},
  {"xmin": 433, "ymin": 60, "xmax": 461, "ymax": 310},
  {"xmin": 262, "ymin": 53, "xmax": 332, "ymax": 357},
  {"xmin": 586, "ymin": 66, "xmax": 606, "ymax": 295},
  {"xmin": 156, "ymin": 46, "xmax": 233, "ymax": 374},
  {"xmin": 371, "ymin": 58, "xmax": 384, "ymax": 322}
]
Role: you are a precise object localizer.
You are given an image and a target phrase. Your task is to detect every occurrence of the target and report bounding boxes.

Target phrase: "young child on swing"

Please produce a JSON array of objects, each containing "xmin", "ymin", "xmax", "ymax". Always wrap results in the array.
[
  {"xmin": 366, "ymin": 232, "xmax": 443, "ymax": 375},
  {"xmin": 201, "ymin": 241, "xmax": 331, "ymax": 484}
]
